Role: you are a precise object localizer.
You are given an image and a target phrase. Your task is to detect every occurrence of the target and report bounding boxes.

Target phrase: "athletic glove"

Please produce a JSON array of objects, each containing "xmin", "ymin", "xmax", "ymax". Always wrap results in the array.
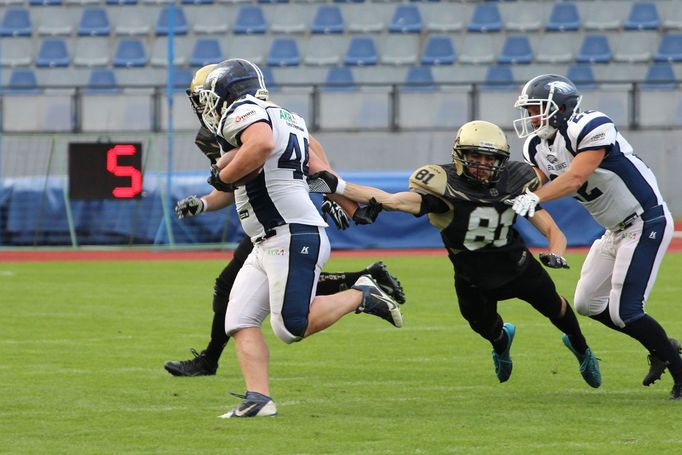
[
  {"xmin": 307, "ymin": 170, "xmax": 341, "ymax": 194},
  {"xmin": 175, "ymin": 195, "xmax": 207, "ymax": 219},
  {"xmin": 321, "ymin": 197, "xmax": 350, "ymax": 230},
  {"xmin": 507, "ymin": 188, "xmax": 540, "ymax": 217},
  {"xmin": 352, "ymin": 197, "xmax": 383, "ymax": 225},
  {"xmin": 207, "ymin": 164, "xmax": 237, "ymax": 193},
  {"xmin": 539, "ymin": 253, "xmax": 570, "ymax": 269}
]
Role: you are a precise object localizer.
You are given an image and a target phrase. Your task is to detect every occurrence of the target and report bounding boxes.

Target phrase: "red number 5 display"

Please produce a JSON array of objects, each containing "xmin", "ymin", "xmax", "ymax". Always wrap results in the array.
[{"xmin": 106, "ymin": 144, "xmax": 143, "ymax": 198}]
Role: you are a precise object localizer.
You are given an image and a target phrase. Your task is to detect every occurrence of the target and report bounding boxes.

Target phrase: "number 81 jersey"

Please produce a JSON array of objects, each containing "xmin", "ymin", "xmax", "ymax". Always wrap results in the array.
[
  {"xmin": 409, "ymin": 161, "xmax": 540, "ymax": 288},
  {"xmin": 218, "ymin": 95, "xmax": 326, "ymax": 241}
]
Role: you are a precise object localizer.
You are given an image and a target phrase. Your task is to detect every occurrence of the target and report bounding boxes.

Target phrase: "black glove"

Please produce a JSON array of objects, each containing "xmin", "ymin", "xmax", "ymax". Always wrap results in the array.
[
  {"xmin": 307, "ymin": 170, "xmax": 339, "ymax": 194},
  {"xmin": 175, "ymin": 195, "xmax": 206, "ymax": 219},
  {"xmin": 207, "ymin": 164, "xmax": 237, "ymax": 192},
  {"xmin": 321, "ymin": 197, "xmax": 350, "ymax": 230},
  {"xmin": 539, "ymin": 253, "xmax": 570, "ymax": 269},
  {"xmin": 352, "ymin": 197, "xmax": 383, "ymax": 225}
]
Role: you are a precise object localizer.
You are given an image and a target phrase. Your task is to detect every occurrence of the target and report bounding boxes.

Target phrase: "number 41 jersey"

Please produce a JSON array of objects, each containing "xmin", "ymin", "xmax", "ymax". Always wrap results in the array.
[
  {"xmin": 217, "ymin": 95, "xmax": 326, "ymax": 241},
  {"xmin": 409, "ymin": 161, "xmax": 540, "ymax": 289}
]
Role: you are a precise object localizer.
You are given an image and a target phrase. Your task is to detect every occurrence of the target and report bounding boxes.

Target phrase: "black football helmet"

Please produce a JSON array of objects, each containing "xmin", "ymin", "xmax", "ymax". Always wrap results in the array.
[
  {"xmin": 513, "ymin": 74, "xmax": 582, "ymax": 140},
  {"xmin": 452, "ymin": 120, "xmax": 510, "ymax": 188},
  {"xmin": 200, "ymin": 59, "xmax": 269, "ymax": 133}
]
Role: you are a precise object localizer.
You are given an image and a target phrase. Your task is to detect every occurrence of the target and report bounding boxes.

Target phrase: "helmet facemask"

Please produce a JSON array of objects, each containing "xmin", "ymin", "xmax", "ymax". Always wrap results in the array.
[{"xmin": 451, "ymin": 121, "xmax": 510, "ymax": 188}]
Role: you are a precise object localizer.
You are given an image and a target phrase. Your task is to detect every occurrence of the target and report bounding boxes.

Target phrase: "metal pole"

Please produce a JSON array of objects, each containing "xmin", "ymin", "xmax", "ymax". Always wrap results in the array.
[{"xmin": 164, "ymin": 3, "xmax": 176, "ymax": 246}]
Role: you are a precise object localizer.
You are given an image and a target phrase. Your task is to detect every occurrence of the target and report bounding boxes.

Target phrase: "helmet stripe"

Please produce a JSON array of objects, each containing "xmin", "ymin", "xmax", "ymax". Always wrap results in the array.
[{"xmin": 235, "ymin": 58, "xmax": 266, "ymax": 90}]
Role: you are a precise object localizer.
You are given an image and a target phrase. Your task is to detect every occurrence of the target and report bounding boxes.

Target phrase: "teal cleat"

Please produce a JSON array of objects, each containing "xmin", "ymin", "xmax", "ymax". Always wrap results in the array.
[
  {"xmin": 492, "ymin": 323, "xmax": 516, "ymax": 383},
  {"xmin": 562, "ymin": 334, "xmax": 602, "ymax": 388}
]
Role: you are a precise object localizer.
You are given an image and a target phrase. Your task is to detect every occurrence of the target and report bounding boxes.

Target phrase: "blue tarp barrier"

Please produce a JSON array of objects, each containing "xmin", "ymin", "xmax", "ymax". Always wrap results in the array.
[{"xmin": 1, "ymin": 172, "xmax": 605, "ymax": 248}]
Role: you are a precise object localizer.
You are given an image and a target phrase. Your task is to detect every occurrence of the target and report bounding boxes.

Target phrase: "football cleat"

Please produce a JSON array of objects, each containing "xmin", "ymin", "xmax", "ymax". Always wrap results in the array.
[
  {"xmin": 366, "ymin": 261, "xmax": 406, "ymax": 304},
  {"xmin": 671, "ymin": 383, "xmax": 682, "ymax": 400},
  {"xmin": 643, "ymin": 338, "xmax": 681, "ymax": 386},
  {"xmin": 164, "ymin": 348, "xmax": 218, "ymax": 377},
  {"xmin": 352, "ymin": 275, "xmax": 403, "ymax": 328},
  {"xmin": 562, "ymin": 335, "xmax": 602, "ymax": 388},
  {"xmin": 492, "ymin": 323, "xmax": 515, "ymax": 383},
  {"xmin": 219, "ymin": 391, "xmax": 277, "ymax": 418}
]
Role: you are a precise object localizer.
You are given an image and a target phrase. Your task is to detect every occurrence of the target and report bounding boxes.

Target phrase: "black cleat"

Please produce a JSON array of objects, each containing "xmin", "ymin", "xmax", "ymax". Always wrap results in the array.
[
  {"xmin": 164, "ymin": 348, "xmax": 218, "ymax": 377},
  {"xmin": 366, "ymin": 261, "xmax": 406, "ymax": 304},
  {"xmin": 671, "ymin": 383, "xmax": 682, "ymax": 400},
  {"xmin": 352, "ymin": 275, "xmax": 403, "ymax": 328},
  {"xmin": 643, "ymin": 338, "xmax": 681, "ymax": 386}
]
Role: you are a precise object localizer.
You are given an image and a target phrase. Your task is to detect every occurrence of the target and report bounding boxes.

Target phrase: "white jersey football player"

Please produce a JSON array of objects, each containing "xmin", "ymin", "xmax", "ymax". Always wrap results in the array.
[
  {"xmin": 507, "ymin": 74, "xmax": 682, "ymax": 400},
  {"xmin": 199, "ymin": 59, "xmax": 403, "ymax": 418}
]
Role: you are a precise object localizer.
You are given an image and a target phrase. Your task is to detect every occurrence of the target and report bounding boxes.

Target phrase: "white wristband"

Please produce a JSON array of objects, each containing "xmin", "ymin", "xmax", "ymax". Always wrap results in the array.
[
  {"xmin": 200, "ymin": 197, "xmax": 208, "ymax": 213},
  {"xmin": 336, "ymin": 178, "xmax": 347, "ymax": 195}
]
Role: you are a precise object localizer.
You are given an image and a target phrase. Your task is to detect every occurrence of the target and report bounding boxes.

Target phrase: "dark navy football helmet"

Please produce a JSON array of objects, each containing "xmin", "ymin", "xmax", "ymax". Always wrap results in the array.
[
  {"xmin": 513, "ymin": 74, "xmax": 582, "ymax": 140},
  {"xmin": 200, "ymin": 59, "xmax": 269, "ymax": 133}
]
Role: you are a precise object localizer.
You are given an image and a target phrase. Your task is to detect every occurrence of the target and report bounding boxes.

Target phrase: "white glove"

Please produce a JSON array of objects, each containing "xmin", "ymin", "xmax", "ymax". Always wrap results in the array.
[
  {"xmin": 175, "ymin": 196, "xmax": 206, "ymax": 219},
  {"xmin": 510, "ymin": 188, "xmax": 540, "ymax": 217}
]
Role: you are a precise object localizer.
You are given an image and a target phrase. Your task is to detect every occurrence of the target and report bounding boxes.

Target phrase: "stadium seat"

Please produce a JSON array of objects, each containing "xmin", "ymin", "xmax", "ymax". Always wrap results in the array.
[
  {"xmin": 546, "ymin": 2, "xmax": 580, "ymax": 32},
  {"xmin": 182, "ymin": 0, "xmax": 214, "ymax": 4},
  {"xmin": 234, "ymin": 5, "xmax": 266, "ymax": 34},
  {"xmin": 467, "ymin": 4, "xmax": 502, "ymax": 33},
  {"xmin": 78, "ymin": 7, "xmax": 111, "ymax": 36},
  {"xmin": 188, "ymin": 5, "xmax": 231, "ymax": 34},
  {"xmin": 421, "ymin": 2, "xmax": 464, "ymax": 32},
  {"xmin": 663, "ymin": 4, "xmax": 682, "ymax": 31},
  {"xmin": 35, "ymin": 8, "xmax": 74, "ymax": 36},
  {"xmin": 86, "ymin": 68, "xmax": 119, "ymax": 92},
  {"xmin": 311, "ymin": 4, "xmax": 344, "ymax": 34},
  {"xmin": 613, "ymin": 31, "xmax": 656, "ymax": 63},
  {"xmin": 170, "ymin": 66, "xmax": 194, "ymax": 88},
  {"xmin": 106, "ymin": 0, "xmax": 138, "ymax": 5},
  {"xmin": 381, "ymin": 34, "xmax": 419, "ymax": 66},
  {"xmin": 403, "ymin": 65, "xmax": 435, "ymax": 92},
  {"xmin": 156, "ymin": 6, "xmax": 189, "ymax": 35},
  {"xmin": 112, "ymin": 7, "xmax": 154, "ymax": 35},
  {"xmin": 624, "ymin": 2, "xmax": 660, "ymax": 31},
  {"xmin": 346, "ymin": 3, "xmax": 387, "ymax": 33},
  {"xmin": 73, "ymin": 37, "xmax": 111, "ymax": 66},
  {"xmin": 642, "ymin": 62, "xmax": 676, "ymax": 89},
  {"xmin": 268, "ymin": 4, "xmax": 307, "ymax": 34},
  {"xmin": 497, "ymin": 35, "xmax": 533, "ymax": 64},
  {"xmin": 420, "ymin": 35, "xmax": 456, "ymax": 65},
  {"xmin": 501, "ymin": 1, "xmax": 542, "ymax": 32},
  {"xmin": 581, "ymin": 1, "xmax": 625, "ymax": 31},
  {"xmin": 303, "ymin": 35, "xmax": 347, "ymax": 66},
  {"xmin": 36, "ymin": 38, "xmax": 70, "ymax": 67},
  {"xmin": 388, "ymin": 4, "xmax": 422, "ymax": 33},
  {"xmin": 28, "ymin": 0, "xmax": 62, "ymax": 5},
  {"xmin": 654, "ymin": 34, "xmax": 682, "ymax": 62},
  {"xmin": 149, "ymin": 36, "xmax": 191, "ymax": 66},
  {"xmin": 112, "ymin": 39, "xmax": 147, "ymax": 67},
  {"xmin": 576, "ymin": 34, "xmax": 612, "ymax": 64},
  {"xmin": 0, "ymin": 8, "xmax": 32, "ymax": 37},
  {"xmin": 260, "ymin": 66, "xmax": 276, "ymax": 91},
  {"xmin": 267, "ymin": 37, "xmax": 300, "ymax": 66},
  {"xmin": 258, "ymin": 0, "xmax": 287, "ymax": 3},
  {"xmin": 8, "ymin": 68, "xmax": 39, "ymax": 93},
  {"xmin": 458, "ymin": 34, "xmax": 497, "ymax": 64},
  {"xmin": 535, "ymin": 32, "xmax": 577, "ymax": 64},
  {"xmin": 0, "ymin": 37, "xmax": 33, "ymax": 66},
  {"xmin": 189, "ymin": 38, "xmax": 224, "ymax": 66},
  {"xmin": 225, "ymin": 35, "xmax": 268, "ymax": 65},
  {"xmin": 482, "ymin": 64, "xmax": 515, "ymax": 90},
  {"xmin": 567, "ymin": 63, "xmax": 597, "ymax": 90},
  {"xmin": 324, "ymin": 66, "xmax": 356, "ymax": 91},
  {"xmin": 344, "ymin": 36, "xmax": 378, "ymax": 66}
]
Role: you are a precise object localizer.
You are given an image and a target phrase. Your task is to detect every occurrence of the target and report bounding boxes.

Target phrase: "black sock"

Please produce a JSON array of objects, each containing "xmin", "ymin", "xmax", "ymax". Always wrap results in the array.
[
  {"xmin": 492, "ymin": 328, "xmax": 508, "ymax": 354},
  {"xmin": 626, "ymin": 315, "xmax": 682, "ymax": 382},
  {"xmin": 316, "ymin": 271, "xmax": 366, "ymax": 295},
  {"xmin": 550, "ymin": 298, "xmax": 588, "ymax": 354},
  {"xmin": 203, "ymin": 291, "xmax": 229, "ymax": 364}
]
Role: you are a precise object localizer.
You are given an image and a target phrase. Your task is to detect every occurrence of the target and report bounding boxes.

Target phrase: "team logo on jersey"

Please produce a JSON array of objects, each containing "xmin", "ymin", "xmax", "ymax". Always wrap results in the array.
[
  {"xmin": 583, "ymin": 132, "xmax": 606, "ymax": 144},
  {"xmin": 234, "ymin": 110, "xmax": 257, "ymax": 123},
  {"xmin": 238, "ymin": 210, "xmax": 249, "ymax": 220},
  {"xmin": 267, "ymin": 248, "xmax": 286, "ymax": 256},
  {"xmin": 489, "ymin": 188, "xmax": 499, "ymax": 197},
  {"xmin": 547, "ymin": 154, "xmax": 558, "ymax": 164},
  {"xmin": 300, "ymin": 246, "xmax": 309, "ymax": 255},
  {"xmin": 546, "ymin": 81, "xmax": 576, "ymax": 95},
  {"xmin": 649, "ymin": 231, "xmax": 657, "ymax": 239}
]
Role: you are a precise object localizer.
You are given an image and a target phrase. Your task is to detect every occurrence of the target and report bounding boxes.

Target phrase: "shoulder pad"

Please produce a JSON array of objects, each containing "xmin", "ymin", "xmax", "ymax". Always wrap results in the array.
[
  {"xmin": 220, "ymin": 97, "xmax": 270, "ymax": 146},
  {"xmin": 409, "ymin": 164, "xmax": 448, "ymax": 197}
]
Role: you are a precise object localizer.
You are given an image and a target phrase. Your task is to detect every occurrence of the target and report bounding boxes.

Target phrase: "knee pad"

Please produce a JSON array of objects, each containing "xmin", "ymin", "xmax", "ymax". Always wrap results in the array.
[{"xmin": 270, "ymin": 314, "xmax": 304, "ymax": 344}]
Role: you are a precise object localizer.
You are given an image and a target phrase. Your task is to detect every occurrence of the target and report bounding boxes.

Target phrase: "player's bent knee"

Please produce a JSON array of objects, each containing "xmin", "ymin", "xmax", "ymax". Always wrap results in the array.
[{"xmin": 271, "ymin": 315, "xmax": 304, "ymax": 344}]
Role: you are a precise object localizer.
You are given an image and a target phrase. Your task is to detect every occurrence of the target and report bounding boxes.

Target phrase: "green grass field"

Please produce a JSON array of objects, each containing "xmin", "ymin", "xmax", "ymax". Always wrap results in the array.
[{"xmin": 2, "ymin": 252, "xmax": 682, "ymax": 454}]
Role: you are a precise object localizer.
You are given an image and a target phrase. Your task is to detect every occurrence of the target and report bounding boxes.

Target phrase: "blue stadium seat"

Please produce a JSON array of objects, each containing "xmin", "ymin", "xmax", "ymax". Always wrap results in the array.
[
  {"xmin": 86, "ymin": 68, "xmax": 119, "ymax": 93},
  {"xmin": 420, "ymin": 35, "xmax": 455, "ymax": 65},
  {"xmin": 482, "ymin": 64, "xmax": 515, "ymax": 90},
  {"xmin": 36, "ymin": 38, "xmax": 70, "ymax": 67},
  {"xmin": 78, "ymin": 7, "xmax": 111, "ymax": 36},
  {"xmin": 576, "ymin": 34, "xmax": 612, "ymax": 64},
  {"xmin": 113, "ymin": 39, "xmax": 147, "ymax": 67},
  {"xmin": 189, "ymin": 38, "xmax": 223, "ymax": 67},
  {"xmin": 171, "ymin": 66, "xmax": 194, "ymax": 89},
  {"xmin": 267, "ymin": 37, "xmax": 300, "ymax": 67},
  {"xmin": 403, "ymin": 65, "xmax": 435, "ymax": 92},
  {"xmin": 156, "ymin": 6, "xmax": 189, "ymax": 36},
  {"xmin": 624, "ymin": 2, "xmax": 660, "ymax": 31},
  {"xmin": 324, "ymin": 66, "xmax": 356, "ymax": 91},
  {"xmin": 260, "ymin": 66, "xmax": 277, "ymax": 91},
  {"xmin": 467, "ymin": 4, "xmax": 502, "ymax": 32},
  {"xmin": 234, "ymin": 5, "xmax": 266, "ymax": 34},
  {"xmin": 388, "ymin": 4, "xmax": 422, "ymax": 33},
  {"xmin": 344, "ymin": 36, "xmax": 378, "ymax": 66},
  {"xmin": 654, "ymin": 34, "xmax": 682, "ymax": 62},
  {"xmin": 567, "ymin": 63, "xmax": 597, "ymax": 89},
  {"xmin": 0, "ymin": 8, "xmax": 32, "ymax": 37},
  {"xmin": 497, "ymin": 35, "xmax": 532, "ymax": 64},
  {"xmin": 8, "ymin": 68, "xmax": 39, "ymax": 93},
  {"xmin": 642, "ymin": 62, "xmax": 676, "ymax": 89},
  {"xmin": 311, "ymin": 5, "xmax": 344, "ymax": 34},
  {"xmin": 546, "ymin": 2, "xmax": 580, "ymax": 32}
]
